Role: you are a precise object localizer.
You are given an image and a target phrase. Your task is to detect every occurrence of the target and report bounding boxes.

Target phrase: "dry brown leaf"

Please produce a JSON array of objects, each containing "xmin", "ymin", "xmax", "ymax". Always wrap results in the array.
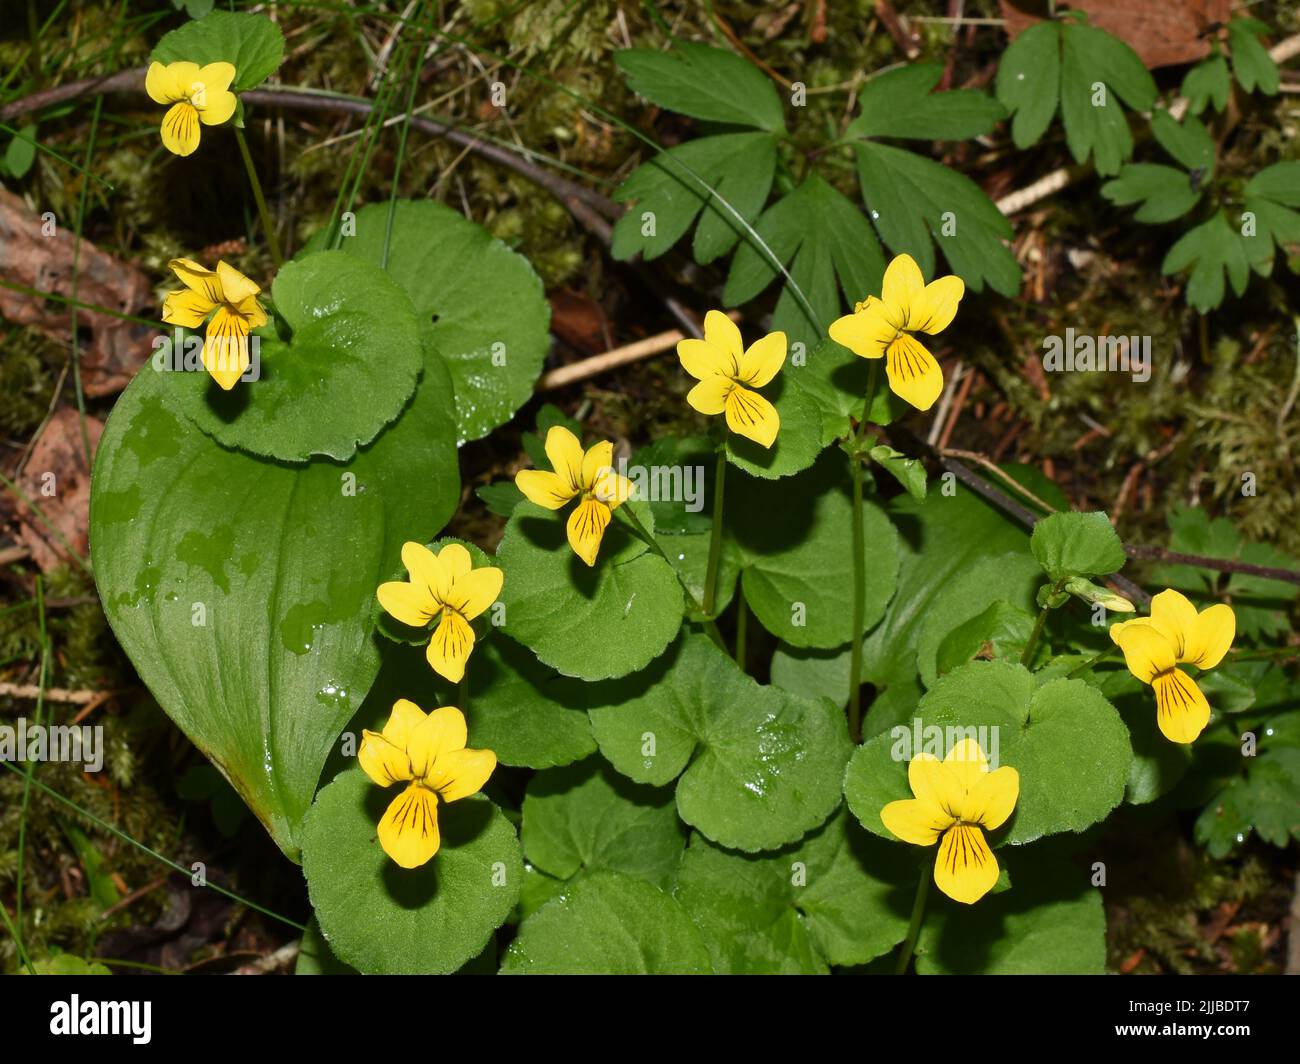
[
  {"xmin": 13, "ymin": 406, "xmax": 104, "ymax": 572},
  {"xmin": 1001, "ymin": 0, "xmax": 1230, "ymax": 70},
  {"xmin": 0, "ymin": 188, "xmax": 155, "ymax": 397}
]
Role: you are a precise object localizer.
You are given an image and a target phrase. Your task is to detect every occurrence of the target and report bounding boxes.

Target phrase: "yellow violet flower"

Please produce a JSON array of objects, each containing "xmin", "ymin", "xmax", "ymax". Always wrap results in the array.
[
  {"xmin": 145, "ymin": 61, "xmax": 238, "ymax": 157},
  {"xmin": 376, "ymin": 542, "xmax": 504, "ymax": 685},
  {"xmin": 1109, "ymin": 589, "xmax": 1235, "ymax": 744},
  {"xmin": 676, "ymin": 310, "xmax": 786, "ymax": 448},
  {"xmin": 514, "ymin": 426, "xmax": 635, "ymax": 567},
  {"xmin": 828, "ymin": 252, "xmax": 964, "ymax": 412},
  {"xmin": 359, "ymin": 701, "xmax": 496, "ymax": 869},
  {"xmin": 881, "ymin": 738, "xmax": 1019, "ymax": 905},
  {"xmin": 160, "ymin": 258, "xmax": 268, "ymax": 391}
]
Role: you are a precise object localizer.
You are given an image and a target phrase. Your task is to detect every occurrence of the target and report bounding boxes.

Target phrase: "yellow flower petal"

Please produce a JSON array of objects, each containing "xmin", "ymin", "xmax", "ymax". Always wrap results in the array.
[
  {"xmin": 703, "ymin": 309, "xmax": 743, "ymax": 370},
  {"xmin": 408, "ymin": 705, "xmax": 468, "ymax": 772},
  {"xmin": 880, "ymin": 797, "xmax": 953, "ymax": 846},
  {"xmin": 581, "ymin": 440, "xmax": 615, "ymax": 492},
  {"xmin": 962, "ymin": 766, "xmax": 1019, "ymax": 831},
  {"xmin": 426, "ymin": 611, "xmax": 475, "ymax": 684},
  {"xmin": 145, "ymin": 62, "xmax": 184, "ymax": 104},
  {"xmin": 436, "ymin": 543, "xmax": 473, "ymax": 585},
  {"xmin": 401, "ymin": 540, "xmax": 450, "ymax": 605},
  {"xmin": 881, "ymin": 253, "xmax": 925, "ymax": 326},
  {"xmin": 687, "ymin": 376, "xmax": 733, "ymax": 416},
  {"xmin": 543, "ymin": 425, "xmax": 585, "ymax": 493},
  {"xmin": 828, "ymin": 296, "xmax": 893, "ymax": 359},
  {"xmin": 1153, "ymin": 668, "xmax": 1211, "ymax": 744},
  {"xmin": 1115, "ymin": 622, "xmax": 1177, "ymax": 684},
  {"xmin": 215, "ymin": 261, "xmax": 260, "ymax": 305},
  {"xmin": 592, "ymin": 469, "xmax": 635, "ymax": 511},
  {"xmin": 724, "ymin": 384, "xmax": 779, "ymax": 448},
  {"xmin": 427, "ymin": 748, "xmax": 497, "ymax": 803},
  {"xmin": 169, "ymin": 257, "xmax": 224, "ymax": 301},
  {"xmin": 382, "ymin": 698, "xmax": 429, "ymax": 749},
  {"xmin": 516, "ymin": 469, "xmax": 577, "ymax": 509},
  {"xmin": 908, "ymin": 274, "xmax": 965, "ymax": 334},
  {"xmin": 942, "ymin": 737, "xmax": 989, "ymax": 797},
  {"xmin": 376, "ymin": 580, "xmax": 437, "ymax": 628},
  {"xmin": 1149, "ymin": 588, "xmax": 1199, "ymax": 656},
  {"xmin": 201, "ymin": 307, "xmax": 250, "ymax": 390},
  {"xmin": 677, "ymin": 337, "xmax": 731, "ymax": 381},
  {"xmin": 235, "ymin": 293, "xmax": 268, "ymax": 328},
  {"xmin": 197, "ymin": 88, "xmax": 236, "ymax": 126},
  {"xmin": 358, "ymin": 730, "xmax": 412, "ymax": 787},
  {"xmin": 933, "ymin": 823, "xmax": 999, "ymax": 904},
  {"xmin": 377, "ymin": 783, "xmax": 440, "ymax": 868},
  {"xmin": 907, "ymin": 752, "xmax": 961, "ymax": 818},
  {"xmin": 195, "ymin": 62, "xmax": 236, "ymax": 95},
  {"xmin": 567, "ymin": 497, "xmax": 611, "ymax": 567},
  {"xmin": 736, "ymin": 330, "xmax": 787, "ymax": 387},
  {"xmin": 884, "ymin": 334, "xmax": 943, "ymax": 412},
  {"xmin": 193, "ymin": 62, "xmax": 237, "ymax": 125},
  {"xmin": 448, "ymin": 566, "xmax": 503, "ymax": 621},
  {"xmin": 1184, "ymin": 603, "xmax": 1235, "ymax": 671},
  {"xmin": 160, "ymin": 100, "xmax": 202, "ymax": 157},
  {"xmin": 161, "ymin": 287, "xmax": 214, "ymax": 328}
]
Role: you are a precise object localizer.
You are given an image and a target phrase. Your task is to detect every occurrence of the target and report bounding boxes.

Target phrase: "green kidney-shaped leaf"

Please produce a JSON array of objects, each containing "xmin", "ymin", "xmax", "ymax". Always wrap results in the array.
[
  {"xmin": 917, "ymin": 850, "xmax": 1105, "ymax": 974},
  {"xmin": 497, "ymin": 502, "xmax": 683, "ymax": 681},
  {"xmin": 301, "ymin": 770, "xmax": 520, "ymax": 974},
  {"xmin": 151, "ymin": 10, "xmax": 285, "ymax": 92},
  {"xmin": 169, "ymin": 251, "xmax": 424, "ymax": 462},
  {"xmin": 522, "ymin": 759, "xmax": 684, "ymax": 890},
  {"xmin": 306, "ymin": 200, "xmax": 550, "ymax": 443},
  {"xmin": 844, "ymin": 660, "xmax": 1131, "ymax": 846},
  {"xmin": 674, "ymin": 810, "xmax": 913, "ymax": 973},
  {"xmin": 501, "ymin": 872, "xmax": 712, "ymax": 974},
  {"xmin": 586, "ymin": 634, "xmax": 852, "ymax": 851},
  {"xmin": 728, "ymin": 450, "xmax": 898, "ymax": 649},
  {"xmin": 1031, "ymin": 510, "xmax": 1126, "ymax": 582},
  {"xmin": 90, "ymin": 341, "xmax": 459, "ymax": 858}
]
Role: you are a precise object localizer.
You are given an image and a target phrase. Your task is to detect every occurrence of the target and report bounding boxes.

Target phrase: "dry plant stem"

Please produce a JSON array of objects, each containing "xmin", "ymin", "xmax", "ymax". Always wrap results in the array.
[{"xmin": 0, "ymin": 681, "xmax": 116, "ymax": 704}]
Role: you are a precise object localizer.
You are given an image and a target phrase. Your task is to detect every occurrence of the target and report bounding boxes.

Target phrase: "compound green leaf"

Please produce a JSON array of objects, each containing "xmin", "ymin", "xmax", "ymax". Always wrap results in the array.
[
  {"xmin": 1228, "ymin": 18, "xmax": 1279, "ymax": 96},
  {"xmin": 996, "ymin": 21, "xmax": 1060, "ymax": 149},
  {"xmin": 849, "ymin": 63, "xmax": 1005, "ymax": 141},
  {"xmin": 1181, "ymin": 55, "xmax": 1230, "ymax": 114},
  {"xmin": 615, "ymin": 42, "xmax": 785, "ymax": 132}
]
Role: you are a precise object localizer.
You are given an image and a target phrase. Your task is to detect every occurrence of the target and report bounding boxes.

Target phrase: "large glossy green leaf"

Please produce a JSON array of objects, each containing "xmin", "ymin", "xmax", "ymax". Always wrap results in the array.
[
  {"xmin": 90, "ymin": 343, "xmax": 459, "ymax": 858},
  {"xmin": 844, "ymin": 660, "xmax": 1131, "ymax": 846},
  {"xmin": 306, "ymin": 200, "xmax": 550, "ymax": 443},
  {"xmin": 300, "ymin": 770, "xmax": 520, "ymax": 974},
  {"xmin": 170, "ymin": 251, "xmax": 424, "ymax": 462},
  {"xmin": 674, "ymin": 810, "xmax": 912, "ymax": 973},
  {"xmin": 501, "ymin": 872, "xmax": 712, "ymax": 974},
  {"xmin": 586, "ymin": 634, "xmax": 851, "ymax": 851}
]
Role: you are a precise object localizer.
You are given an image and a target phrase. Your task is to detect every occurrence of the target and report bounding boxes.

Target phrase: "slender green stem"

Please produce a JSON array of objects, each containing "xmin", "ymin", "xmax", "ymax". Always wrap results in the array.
[
  {"xmin": 382, "ymin": 1, "xmax": 428, "ymax": 270},
  {"xmin": 846, "ymin": 362, "xmax": 880, "ymax": 742},
  {"xmin": 702, "ymin": 447, "xmax": 726, "ymax": 618},
  {"xmin": 734, "ymin": 593, "xmax": 747, "ymax": 670},
  {"xmin": 895, "ymin": 863, "xmax": 931, "ymax": 975},
  {"xmin": 1021, "ymin": 604, "xmax": 1050, "ymax": 668},
  {"xmin": 458, "ymin": 673, "xmax": 470, "ymax": 712},
  {"xmin": 1065, "ymin": 644, "xmax": 1118, "ymax": 678},
  {"xmin": 233, "ymin": 126, "xmax": 283, "ymax": 268},
  {"xmin": 0, "ymin": 901, "xmax": 36, "ymax": 975}
]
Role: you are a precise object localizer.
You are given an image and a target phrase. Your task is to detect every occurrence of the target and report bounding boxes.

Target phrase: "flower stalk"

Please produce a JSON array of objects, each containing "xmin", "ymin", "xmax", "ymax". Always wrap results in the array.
[
  {"xmin": 233, "ymin": 126, "xmax": 284, "ymax": 268},
  {"xmin": 895, "ymin": 862, "xmax": 930, "ymax": 975}
]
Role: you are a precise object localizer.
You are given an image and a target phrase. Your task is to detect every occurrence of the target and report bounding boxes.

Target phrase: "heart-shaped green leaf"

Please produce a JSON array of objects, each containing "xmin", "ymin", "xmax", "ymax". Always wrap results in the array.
[
  {"xmin": 90, "ymin": 343, "xmax": 459, "ymax": 858},
  {"xmin": 151, "ymin": 10, "xmax": 285, "ymax": 92},
  {"xmin": 306, "ymin": 200, "xmax": 550, "ymax": 443},
  {"xmin": 587, "ymin": 634, "xmax": 852, "ymax": 851},
  {"xmin": 300, "ymin": 770, "xmax": 520, "ymax": 974},
  {"xmin": 844, "ymin": 660, "xmax": 1131, "ymax": 846},
  {"xmin": 169, "ymin": 251, "xmax": 425, "ymax": 462},
  {"xmin": 674, "ymin": 810, "xmax": 913, "ymax": 973},
  {"xmin": 501, "ymin": 871, "xmax": 712, "ymax": 974}
]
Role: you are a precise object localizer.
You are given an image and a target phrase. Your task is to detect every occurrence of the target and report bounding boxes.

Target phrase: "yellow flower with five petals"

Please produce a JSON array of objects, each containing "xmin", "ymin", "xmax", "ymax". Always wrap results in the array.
[
  {"xmin": 881, "ymin": 738, "xmax": 1019, "ymax": 905},
  {"xmin": 376, "ymin": 542, "xmax": 504, "ymax": 685},
  {"xmin": 145, "ymin": 61, "xmax": 238, "ymax": 157},
  {"xmin": 161, "ymin": 258, "xmax": 268, "ymax": 390},
  {"xmin": 1109, "ymin": 588, "xmax": 1235, "ymax": 744},
  {"xmin": 828, "ymin": 253, "xmax": 964, "ymax": 412},
  {"xmin": 677, "ymin": 311, "xmax": 786, "ymax": 448},
  {"xmin": 359, "ymin": 701, "xmax": 496, "ymax": 869},
  {"xmin": 515, "ymin": 426, "xmax": 635, "ymax": 567}
]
